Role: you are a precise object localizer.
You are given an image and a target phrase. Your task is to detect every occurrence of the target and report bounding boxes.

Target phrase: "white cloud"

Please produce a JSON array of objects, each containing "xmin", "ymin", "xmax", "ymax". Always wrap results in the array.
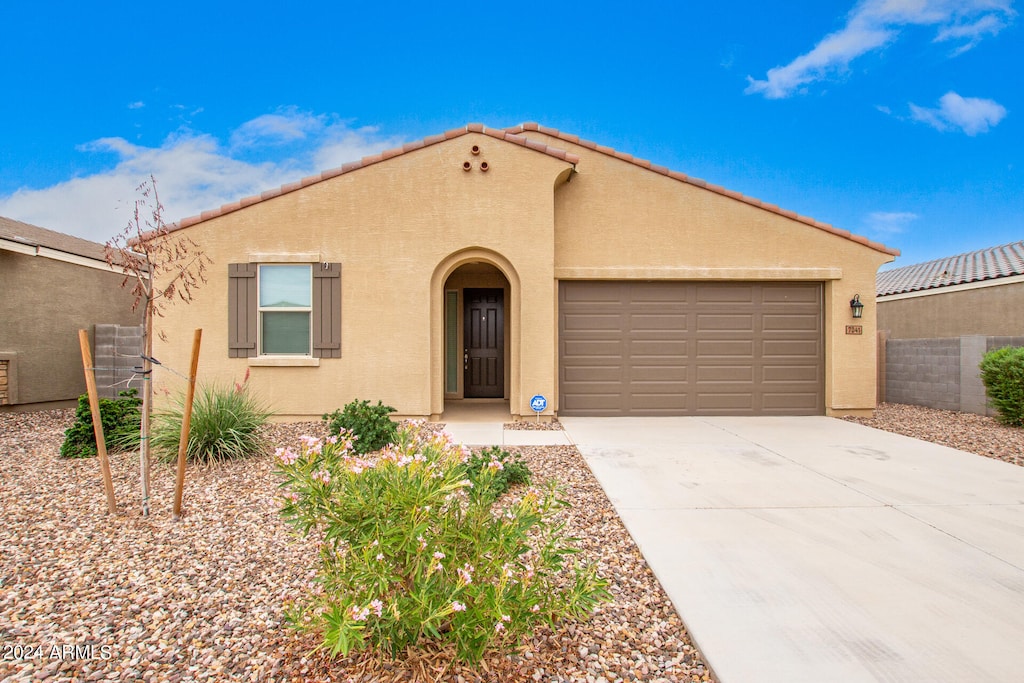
[
  {"xmin": 0, "ymin": 111, "xmax": 405, "ymax": 244},
  {"xmin": 746, "ymin": 0, "xmax": 1015, "ymax": 98},
  {"xmin": 865, "ymin": 210, "xmax": 919, "ymax": 235},
  {"xmin": 128, "ymin": 101, "xmax": 145, "ymax": 109},
  {"xmin": 909, "ymin": 91, "xmax": 1007, "ymax": 134}
]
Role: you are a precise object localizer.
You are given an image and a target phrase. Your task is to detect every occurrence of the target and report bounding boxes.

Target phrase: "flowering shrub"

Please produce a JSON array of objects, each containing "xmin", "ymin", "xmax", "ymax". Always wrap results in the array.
[
  {"xmin": 464, "ymin": 446, "xmax": 532, "ymax": 500},
  {"xmin": 275, "ymin": 422, "xmax": 610, "ymax": 663}
]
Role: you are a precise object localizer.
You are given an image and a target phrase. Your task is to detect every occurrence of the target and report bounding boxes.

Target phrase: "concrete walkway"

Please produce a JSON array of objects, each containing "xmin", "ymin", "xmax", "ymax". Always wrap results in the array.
[
  {"xmin": 438, "ymin": 402, "xmax": 572, "ymax": 446},
  {"xmin": 560, "ymin": 416, "xmax": 1024, "ymax": 683}
]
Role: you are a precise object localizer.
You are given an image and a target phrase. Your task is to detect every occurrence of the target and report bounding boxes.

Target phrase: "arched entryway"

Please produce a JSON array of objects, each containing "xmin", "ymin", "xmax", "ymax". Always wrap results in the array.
[{"xmin": 429, "ymin": 249, "xmax": 520, "ymax": 419}]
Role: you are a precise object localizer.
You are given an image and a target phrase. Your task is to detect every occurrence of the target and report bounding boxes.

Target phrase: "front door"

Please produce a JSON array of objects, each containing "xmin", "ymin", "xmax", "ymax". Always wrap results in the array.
[{"xmin": 464, "ymin": 288, "xmax": 504, "ymax": 398}]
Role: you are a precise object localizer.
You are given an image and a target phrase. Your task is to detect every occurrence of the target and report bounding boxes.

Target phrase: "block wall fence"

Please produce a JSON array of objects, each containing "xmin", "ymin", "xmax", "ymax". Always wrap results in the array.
[{"xmin": 878, "ymin": 333, "xmax": 1024, "ymax": 416}]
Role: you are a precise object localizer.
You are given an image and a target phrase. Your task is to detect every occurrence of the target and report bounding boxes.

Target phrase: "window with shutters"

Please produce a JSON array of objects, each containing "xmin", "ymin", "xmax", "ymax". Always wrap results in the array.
[
  {"xmin": 259, "ymin": 265, "xmax": 311, "ymax": 355},
  {"xmin": 229, "ymin": 262, "xmax": 341, "ymax": 360}
]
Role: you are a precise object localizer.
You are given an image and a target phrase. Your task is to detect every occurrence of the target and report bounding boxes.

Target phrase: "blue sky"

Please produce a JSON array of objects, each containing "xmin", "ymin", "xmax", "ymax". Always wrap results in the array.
[{"xmin": 1, "ymin": 0, "xmax": 1019, "ymax": 269}]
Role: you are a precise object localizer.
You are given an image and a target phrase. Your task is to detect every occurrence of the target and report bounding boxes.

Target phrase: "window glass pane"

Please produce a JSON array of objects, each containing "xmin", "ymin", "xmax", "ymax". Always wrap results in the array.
[
  {"xmin": 260, "ymin": 265, "xmax": 311, "ymax": 308},
  {"xmin": 262, "ymin": 311, "xmax": 310, "ymax": 354}
]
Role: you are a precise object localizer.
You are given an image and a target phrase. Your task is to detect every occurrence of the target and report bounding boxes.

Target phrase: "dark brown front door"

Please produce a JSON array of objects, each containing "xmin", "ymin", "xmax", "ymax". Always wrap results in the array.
[{"xmin": 464, "ymin": 288, "xmax": 504, "ymax": 398}]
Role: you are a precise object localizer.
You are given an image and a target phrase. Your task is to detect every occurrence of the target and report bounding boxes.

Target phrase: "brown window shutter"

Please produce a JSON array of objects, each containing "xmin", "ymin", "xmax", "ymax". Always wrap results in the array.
[
  {"xmin": 228, "ymin": 263, "xmax": 257, "ymax": 358},
  {"xmin": 313, "ymin": 262, "xmax": 341, "ymax": 358}
]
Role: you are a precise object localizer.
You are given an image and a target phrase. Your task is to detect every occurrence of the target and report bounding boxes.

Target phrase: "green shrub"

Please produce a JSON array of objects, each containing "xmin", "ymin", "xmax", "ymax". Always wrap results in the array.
[
  {"xmin": 275, "ymin": 423, "xmax": 610, "ymax": 664},
  {"xmin": 151, "ymin": 380, "xmax": 271, "ymax": 465},
  {"xmin": 464, "ymin": 446, "xmax": 532, "ymax": 500},
  {"xmin": 60, "ymin": 389, "xmax": 141, "ymax": 458},
  {"xmin": 980, "ymin": 346, "xmax": 1024, "ymax": 427},
  {"xmin": 322, "ymin": 399, "xmax": 397, "ymax": 454}
]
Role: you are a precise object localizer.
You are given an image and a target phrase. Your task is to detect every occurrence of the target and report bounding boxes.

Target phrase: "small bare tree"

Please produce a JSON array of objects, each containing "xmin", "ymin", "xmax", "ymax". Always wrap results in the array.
[{"xmin": 106, "ymin": 176, "xmax": 211, "ymax": 516}]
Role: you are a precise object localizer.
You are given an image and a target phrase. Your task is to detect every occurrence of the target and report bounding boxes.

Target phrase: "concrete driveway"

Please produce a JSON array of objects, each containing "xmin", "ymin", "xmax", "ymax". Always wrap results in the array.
[{"xmin": 560, "ymin": 416, "xmax": 1024, "ymax": 683}]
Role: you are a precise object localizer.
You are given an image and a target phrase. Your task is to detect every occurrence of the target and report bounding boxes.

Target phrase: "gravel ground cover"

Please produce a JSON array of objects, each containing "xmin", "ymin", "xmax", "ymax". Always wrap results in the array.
[
  {"xmin": 0, "ymin": 410, "xmax": 713, "ymax": 683},
  {"xmin": 503, "ymin": 419, "xmax": 563, "ymax": 432},
  {"xmin": 844, "ymin": 402, "xmax": 1024, "ymax": 467}
]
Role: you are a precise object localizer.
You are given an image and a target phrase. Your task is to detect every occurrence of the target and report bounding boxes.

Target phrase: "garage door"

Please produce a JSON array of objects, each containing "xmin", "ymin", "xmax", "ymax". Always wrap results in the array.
[{"xmin": 558, "ymin": 281, "xmax": 823, "ymax": 416}]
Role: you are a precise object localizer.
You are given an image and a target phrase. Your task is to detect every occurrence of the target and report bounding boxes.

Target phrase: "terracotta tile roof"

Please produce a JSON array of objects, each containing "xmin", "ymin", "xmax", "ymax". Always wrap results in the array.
[
  {"xmin": 877, "ymin": 240, "xmax": 1024, "ymax": 296},
  {"xmin": 506, "ymin": 122, "xmax": 899, "ymax": 256},
  {"xmin": 170, "ymin": 123, "xmax": 580, "ymax": 232},
  {"xmin": 0, "ymin": 214, "xmax": 108, "ymax": 262}
]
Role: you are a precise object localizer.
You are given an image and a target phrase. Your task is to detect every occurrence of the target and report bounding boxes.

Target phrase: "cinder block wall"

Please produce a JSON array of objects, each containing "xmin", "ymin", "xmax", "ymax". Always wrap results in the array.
[
  {"xmin": 885, "ymin": 338, "xmax": 961, "ymax": 411},
  {"xmin": 883, "ymin": 335, "xmax": 1024, "ymax": 415},
  {"xmin": 93, "ymin": 324, "xmax": 143, "ymax": 399}
]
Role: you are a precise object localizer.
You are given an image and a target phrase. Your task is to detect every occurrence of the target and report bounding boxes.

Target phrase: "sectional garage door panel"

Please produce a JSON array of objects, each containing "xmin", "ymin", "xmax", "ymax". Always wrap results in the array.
[{"xmin": 558, "ymin": 281, "xmax": 823, "ymax": 416}]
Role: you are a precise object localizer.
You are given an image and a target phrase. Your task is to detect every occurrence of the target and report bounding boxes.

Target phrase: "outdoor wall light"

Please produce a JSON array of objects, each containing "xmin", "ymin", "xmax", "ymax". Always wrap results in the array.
[{"xmin": 850, "ymin": 294, "xmax": 864, "ymax": 319}]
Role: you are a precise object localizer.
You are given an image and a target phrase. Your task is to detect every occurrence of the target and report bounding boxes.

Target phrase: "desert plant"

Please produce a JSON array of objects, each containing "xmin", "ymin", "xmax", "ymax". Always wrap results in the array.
[
  {"xmin": 322, "ymin": 399, "xmax": 397, "ymax": 454},
  {"xmin": 464, "ymin": 446, "xmax": 532, "ymax": 500},
  {"xmin": 151, "ymin": 378, "xmax": 271, "ymax": 465},
  {"xmin": 980, "ymin": 346, "xmax": 1024, "ymax": 427},
  {"xmin": 275, "ymin": 422, "xmax": 610, "ymax": 664},
  {"xmin": 60, "ymin": 390, "xmax": 142, "ymax": 458}
]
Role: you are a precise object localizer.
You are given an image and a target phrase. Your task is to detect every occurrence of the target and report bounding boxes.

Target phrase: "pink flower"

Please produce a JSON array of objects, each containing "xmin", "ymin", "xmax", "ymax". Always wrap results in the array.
[
  {"xmin": 501, "ymin": 614, "xmax": 510, "ymax": 622},
  {"xmin": 275, "ymin": 447, "xmax": 299, "ymax": 465},
  {"xmin": 312, "ymin": 469, "xmax": 331, "ymax": 485},
  {"xmin": 298, "ymin": 435, "xmax": 323, "ymax": 454},
  {"xmin": 456, "ymin": 563, "xmax": 474, "ymax": 584},
  {"xmin": 418, "ymin": 535, "xmax": 427, "ymax": 551},
  {"xmin": 349, "ymin": 605, "xmax": 369, "ymax": 622},
  {"xmin": 451, "ymin": 601, "xmax": 466, "ymax": 612},
  {"xmin": 375, "ymin": 553, "xmax": 384, "ymax": 561},
  {"xmin": 494, "ymin": 621, "xmax": 505, "ymax": 632},
  {"xmin": 487, "ymin": 459, "xmax": 504, "ymax": 471},
  {"xmin": 433, "ymin": 551, "xmax": 445, "ymax": 560},
  {"xmin": 369, "ymin": 599, "xmax": 383, "ymax": 617},
  {"xmin": 531, "ymin": 604, "xmax": 540, "ymax": 613}
]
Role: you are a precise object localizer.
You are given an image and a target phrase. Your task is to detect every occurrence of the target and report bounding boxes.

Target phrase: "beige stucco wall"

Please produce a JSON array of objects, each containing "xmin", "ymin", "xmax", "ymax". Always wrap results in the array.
[
  {"xmin": 878, "ymin": 280, "xmax": 1024, "ymax": 339},
  {"xmin": 152, "ymin": 133, "xmax": 572, "ymax": 420},
  {"xmin": 153, "ymin": 127, "xmax": 895, "ymax": 420},
  {"xmin": 0, "ymin": 251, "xmax": 139, "ymax": 406},
  {"xmin": 519, "ymin": 131, "xmax": 894, "ymax": 415}
]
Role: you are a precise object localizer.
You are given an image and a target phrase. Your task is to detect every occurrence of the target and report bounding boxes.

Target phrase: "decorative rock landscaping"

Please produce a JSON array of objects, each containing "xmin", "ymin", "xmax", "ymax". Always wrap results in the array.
[{"xmin": 1, "ymin": 411, "xmax": 713, "ymax": 682}]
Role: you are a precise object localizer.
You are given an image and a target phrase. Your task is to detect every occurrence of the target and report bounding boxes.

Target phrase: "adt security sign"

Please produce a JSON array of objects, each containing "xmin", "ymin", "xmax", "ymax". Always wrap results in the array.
[{"xmin": 530, "ymin": 394, "xmax": 548, "ymax": 414}]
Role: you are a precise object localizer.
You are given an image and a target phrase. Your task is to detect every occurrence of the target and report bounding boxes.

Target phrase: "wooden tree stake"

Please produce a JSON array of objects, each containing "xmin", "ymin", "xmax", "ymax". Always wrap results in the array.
[
  {"xmin": 172, "ymin": 329, "xmax": 202, "ymax": 519},
  {"xmin": 78, "ymin": 329, "xmax": 118, "ymax": 515}
]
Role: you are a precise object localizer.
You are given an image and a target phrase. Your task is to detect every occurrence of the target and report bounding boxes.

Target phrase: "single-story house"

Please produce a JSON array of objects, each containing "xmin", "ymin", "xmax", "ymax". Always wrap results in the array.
[
  {"xmin": 877, "ymin": 240, "xmax": 1024, "ymax": 339},
  {"xmin": 150, "ymin": 122, "xmax": 897, "ymax": 421},
  {"xmin": 0, "ymin": 216, "xmax": 140, "ymax": 410}
]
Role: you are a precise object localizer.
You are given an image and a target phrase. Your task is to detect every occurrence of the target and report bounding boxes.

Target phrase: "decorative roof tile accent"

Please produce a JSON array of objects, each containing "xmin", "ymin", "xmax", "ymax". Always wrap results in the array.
[
  {"xmin": 505, "ymin": 122, "xmax": 898, "ymax": 256},
  {"xmin": 877, "ymin": 241, "xmax": 1024, "ymax": 296},
  {"xmin": 0, "ymin": 215, "xmax": 108, "ymax": 262},
  {"xmin": 165, "ymin": 125, "xmax": 580, "ymax": 234}
]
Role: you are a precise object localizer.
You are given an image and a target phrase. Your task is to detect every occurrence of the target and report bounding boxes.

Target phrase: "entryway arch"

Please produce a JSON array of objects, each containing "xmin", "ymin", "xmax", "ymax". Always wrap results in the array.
[{"xmin": 429, "ymin": 248, "xmax": 521, "ymax": 419}]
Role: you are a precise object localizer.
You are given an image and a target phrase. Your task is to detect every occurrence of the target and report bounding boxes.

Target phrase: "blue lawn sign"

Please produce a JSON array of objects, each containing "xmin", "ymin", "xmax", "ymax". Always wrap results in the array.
[{"xmin": 530, "ymin": 394, "xmax": 548, "ymax": 416}]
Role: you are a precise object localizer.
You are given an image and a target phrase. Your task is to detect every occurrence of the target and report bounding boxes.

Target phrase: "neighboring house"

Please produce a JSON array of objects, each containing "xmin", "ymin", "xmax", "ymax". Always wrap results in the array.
[
  {"xmin": 0, "ymin": 217, "xmax": 139, "ymax": 409},
  {"xmin": 877, "ymin": 240, "xmax": 1024, "ymax": 339},
  {"xmin": 875, "ymin": 241, "xmax": 1024, "ymax": 415},
  {"xmin": 151, "ymin": 122, "xmax": 897, "ymax": 421}
]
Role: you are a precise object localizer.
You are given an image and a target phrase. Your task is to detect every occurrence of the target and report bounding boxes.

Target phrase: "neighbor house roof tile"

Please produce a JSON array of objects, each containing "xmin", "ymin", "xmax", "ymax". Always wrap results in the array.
[
  {"xmin": 877, "ymin": 240, "xmax": 1024, "ymax": 296},
  {"xmin": 0, "ymin": 215, "xmax": 108, "ymax": 262},
  {"xmin": 505, "ymin": 122, "xmax": 899, "ymax": 256}
]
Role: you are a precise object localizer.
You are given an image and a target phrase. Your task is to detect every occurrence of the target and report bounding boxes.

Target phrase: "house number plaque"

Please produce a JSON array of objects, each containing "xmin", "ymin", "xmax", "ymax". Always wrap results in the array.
[{"xmin": 845, "ymin": 325, "xmax": 863, "ymax": 335}]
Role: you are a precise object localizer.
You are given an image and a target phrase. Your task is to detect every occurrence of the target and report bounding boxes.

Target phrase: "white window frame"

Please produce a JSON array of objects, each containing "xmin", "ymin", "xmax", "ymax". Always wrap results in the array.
[{"xmin": 257, "ymin": 264, "xmax": 313, "ymax": 357}]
